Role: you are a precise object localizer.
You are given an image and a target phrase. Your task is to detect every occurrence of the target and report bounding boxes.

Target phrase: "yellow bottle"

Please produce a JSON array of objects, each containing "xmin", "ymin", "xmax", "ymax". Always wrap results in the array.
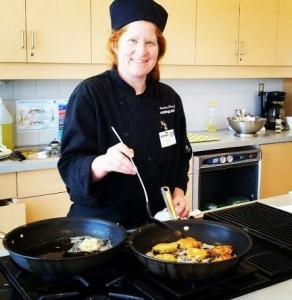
[
  {"xmin": 208, "ymin": 101, "xmax": 217, "ymax": 133},
  {"xmin": 0, "ymin": 98, "xmax": 14, "ymax": 149}
]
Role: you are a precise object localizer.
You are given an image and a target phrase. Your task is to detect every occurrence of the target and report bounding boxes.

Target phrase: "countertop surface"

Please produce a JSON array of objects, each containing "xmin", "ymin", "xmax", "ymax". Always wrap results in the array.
[
  {"xmin": 0, "ymin": 129, "xmax": 291, "ymax": 174},
  {"xmin": 190, "ymin": 128, "xmax": 292, "ymax": 152}
]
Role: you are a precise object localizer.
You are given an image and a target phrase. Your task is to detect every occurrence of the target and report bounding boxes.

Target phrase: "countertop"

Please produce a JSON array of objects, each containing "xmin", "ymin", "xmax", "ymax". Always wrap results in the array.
[
  {"xmin": 0, "ymin": 129, "xmax": 291, "ymax": 174},
  {"xmin": 190, "ymin": 128, "xmax": 292, "ymax": 152}
]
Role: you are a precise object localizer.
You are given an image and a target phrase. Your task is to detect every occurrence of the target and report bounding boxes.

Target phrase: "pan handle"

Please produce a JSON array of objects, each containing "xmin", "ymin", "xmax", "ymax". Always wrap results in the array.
[
  {"xmin": 149, "ymin": 217, "xmax": 183, "ymax": 238},
  {"xmin": 161, "ymin": 186, "xmax": 178, "ymax": 220}
]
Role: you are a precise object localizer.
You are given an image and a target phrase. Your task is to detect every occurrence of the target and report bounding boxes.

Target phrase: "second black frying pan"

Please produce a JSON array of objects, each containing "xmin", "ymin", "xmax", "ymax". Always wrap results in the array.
[{"xmin": 1, "ymin": 217, "xmax": 126, "ymax": 275}]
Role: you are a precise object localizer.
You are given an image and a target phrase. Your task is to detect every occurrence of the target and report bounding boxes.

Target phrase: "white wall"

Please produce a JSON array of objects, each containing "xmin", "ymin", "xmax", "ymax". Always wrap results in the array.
[{"xmin": 0, "ymin": 78, "xmax": 283, "ymax": 146}]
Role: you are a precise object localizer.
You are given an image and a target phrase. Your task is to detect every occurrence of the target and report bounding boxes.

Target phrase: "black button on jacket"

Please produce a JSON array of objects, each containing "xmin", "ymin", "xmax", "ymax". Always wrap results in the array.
[{"xmin": 58, "ymin": 69, "xmax": 192, "ymax": 227}]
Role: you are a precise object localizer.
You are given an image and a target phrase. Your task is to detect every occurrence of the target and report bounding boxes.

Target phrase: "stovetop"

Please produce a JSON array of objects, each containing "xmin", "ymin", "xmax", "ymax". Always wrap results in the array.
[{"xmin": 1, "ymin": 202, "xmax": 292, "ymax": 300}]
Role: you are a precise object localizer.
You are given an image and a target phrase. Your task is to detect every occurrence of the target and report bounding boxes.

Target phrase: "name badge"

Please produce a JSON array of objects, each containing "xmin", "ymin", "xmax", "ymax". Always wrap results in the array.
[{"xmin": 159, "ymin": 129, "xmax": 176, "ymax": 148}]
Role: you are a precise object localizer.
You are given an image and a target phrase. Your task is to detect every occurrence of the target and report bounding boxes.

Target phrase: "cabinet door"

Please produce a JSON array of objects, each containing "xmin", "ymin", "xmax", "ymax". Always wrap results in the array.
[
  {"xmin": 19, "ymin": 193, "xmax": 71, "ymax": 223},
  {"xmin": 260, "ymin": 143, "xmax": 292, "ymax": 198},
  {"xmin": 0, "ymin": 0, "xmax": 26, "ymax": 62},
  {"xmin": 26, "ymin": 0, "xmax": 91, "ymax": 63},
  {"xmin": 0, "ymin": 173, "xmax": 17, "ymax": 200},
  {"xmin": 196, "ymin": 0, "xmax": 278, "ymax": 66},
  {"xmin": 17, "ymin": 169, "xmax": 67, "ymax": 198},
  {"xmin": 91, "ymin": 0, "xmax": 112, "ymax": 64},
  {"xmin": 196, "ymin": 0, "xmax": 239, "ymax": 66},
  {"xmin": 238, "ymin": 0, "xmax": 278, "ymax": 65},
  {"xmin": 156, "ymin": 0, "xmax": 196, "ymax": 65},
  {"xmin": 276, "ymin": 0, "xmax": 292, "ymax": 65}
]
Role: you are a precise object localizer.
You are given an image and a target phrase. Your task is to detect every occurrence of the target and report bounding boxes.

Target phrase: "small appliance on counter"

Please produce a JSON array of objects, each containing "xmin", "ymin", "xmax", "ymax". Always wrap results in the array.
[{"xmin": 259, "ymin": 91, "xmax": 290, "ymax": 130}]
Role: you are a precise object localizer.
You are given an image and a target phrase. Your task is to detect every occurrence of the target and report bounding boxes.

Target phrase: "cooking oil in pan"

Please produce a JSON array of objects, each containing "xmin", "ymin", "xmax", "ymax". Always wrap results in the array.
[{"xmin": 25, "ymin": 238, "xmax": 91, "ymax": 259}]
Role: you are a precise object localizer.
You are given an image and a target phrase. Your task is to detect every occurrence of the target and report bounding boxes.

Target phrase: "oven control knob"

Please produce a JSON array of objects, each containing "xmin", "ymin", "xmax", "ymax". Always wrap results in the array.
[
  {"xmin": 227, "ymin": 155, "xmax": 233, "ymax": 163},
  {"xmin": 220, "ymin": 156, "xmax": 227, "ymax": 163}
]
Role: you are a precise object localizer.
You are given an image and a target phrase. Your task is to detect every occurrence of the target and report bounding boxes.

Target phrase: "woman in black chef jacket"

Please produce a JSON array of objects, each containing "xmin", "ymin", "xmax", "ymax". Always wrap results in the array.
[{"xmin": 58, "ymin": 0, "xmax": 192, "ymax": 228}]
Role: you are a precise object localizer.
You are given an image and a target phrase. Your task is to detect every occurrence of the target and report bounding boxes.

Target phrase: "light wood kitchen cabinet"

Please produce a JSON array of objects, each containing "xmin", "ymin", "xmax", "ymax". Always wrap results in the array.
[
  {"xmin": 19, "ymin": 193, "xmax": 71, "ymax": 223},
  {"xmin": 276, "ymin": 0, "xmax": 292, "ymax": 66},
  {"xmin": 0, "ymin": 0, "xmax": 91, "ymax": 63},
  {"xmin": 17, "ymin": 168, "xmax": 71, "ymax": 223},
  {"xmin": 3, "ymin": 0, "xmax": 292, "ymax": 79},
  {"xmin": 26, "ymin": 0, "xmax": 91, "ymax": 63},
  {"xmin": 260, "ymin": 142, "xmax": 292, "ymax": 198},
  {"xmin": 17, "ymin": 168, "xmax": 67, "ymax": 198},
  {"xmin": 156, "ymin": 0, "xmax": 196, "ymax": 65},
  {"xmin": 196, "ymin": 0, "xmax": 278, "ymax": 66},
  {"xmin": 91, "ymin": 0, "xmax": 112, "ymax": 64},
  {"xmin": 0, "ymin": 0, "xmax": 26, "ymax": 62},
  {"xmin": 0, "ymin": 173, "xmax": 17, "ymax": 200}
]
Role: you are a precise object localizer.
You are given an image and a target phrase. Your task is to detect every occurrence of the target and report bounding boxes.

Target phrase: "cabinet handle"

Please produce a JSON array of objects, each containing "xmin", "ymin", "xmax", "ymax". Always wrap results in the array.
[
  {"xmin": 235, "ymin": 41, "xmax": 239, "ymax": 55},
  {"xmin": 30, "ymin": 31, "xmax": 35, "ymax": 49},
  {"xmin": 239, "ymin": 41, "xmax": 244, "ymax": 55},
  {"xmin": 20, "ymin": 31, "xmax": 25, "ymax": 49}
]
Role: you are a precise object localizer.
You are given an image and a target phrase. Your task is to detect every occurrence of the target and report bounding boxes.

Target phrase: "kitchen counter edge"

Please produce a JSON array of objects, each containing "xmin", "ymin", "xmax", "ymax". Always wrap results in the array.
[
  {"xmin": 0, "ymin": 157, "xmax": 59, "ymax": 174},
  {"xmin": 190, "ymin": 129, "xmax": 292, "ymax": 152},
  {"xmin": 1, "ymin": 129, "xmax": 292, "ymax": 174}
]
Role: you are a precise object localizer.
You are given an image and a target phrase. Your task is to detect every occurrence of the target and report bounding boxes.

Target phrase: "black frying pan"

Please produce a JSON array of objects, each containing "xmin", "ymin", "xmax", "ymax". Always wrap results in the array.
[
  {"xmin": 128, "ymin": 219, "xmax": 252, "ymax": 280},
  {"xmin": 1, "ymin": 217, "xmax": 126, "ymax": 275}
]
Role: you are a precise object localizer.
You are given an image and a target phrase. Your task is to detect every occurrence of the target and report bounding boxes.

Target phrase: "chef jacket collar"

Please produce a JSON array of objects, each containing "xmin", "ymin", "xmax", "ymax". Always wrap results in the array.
[{"xmin": 110, "ymin": 68, "xmax": 154, "ymax": 99}]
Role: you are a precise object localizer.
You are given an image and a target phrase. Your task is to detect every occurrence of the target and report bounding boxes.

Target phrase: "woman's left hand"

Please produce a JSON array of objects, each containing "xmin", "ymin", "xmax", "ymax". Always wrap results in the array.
[{"xmin": 172, "ymin": 187, "xmax": 190, "ymax": 218}]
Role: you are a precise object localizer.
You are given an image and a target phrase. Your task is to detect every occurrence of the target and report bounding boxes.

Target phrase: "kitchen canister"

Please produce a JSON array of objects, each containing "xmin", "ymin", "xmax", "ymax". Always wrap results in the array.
[{"xmin": 0, "ymin": 97, "xmax": 14, "ymax": 149}]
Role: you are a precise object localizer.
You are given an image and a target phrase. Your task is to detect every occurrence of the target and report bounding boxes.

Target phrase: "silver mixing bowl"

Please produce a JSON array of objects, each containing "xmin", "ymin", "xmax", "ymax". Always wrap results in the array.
[{"xmin": 227, "ymin": 117, "xmax": 267, "ymax": 137}]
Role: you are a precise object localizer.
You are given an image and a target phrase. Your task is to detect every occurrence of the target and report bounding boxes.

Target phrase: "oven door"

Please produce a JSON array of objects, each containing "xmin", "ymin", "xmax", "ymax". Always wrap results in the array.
[{"xmin": 192, "ymin": 147, "xmax": 261, "ymax": 211}]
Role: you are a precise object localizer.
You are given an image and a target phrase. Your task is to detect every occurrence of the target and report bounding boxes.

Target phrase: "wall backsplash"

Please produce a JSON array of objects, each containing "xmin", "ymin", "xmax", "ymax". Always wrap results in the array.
[{"xmin": 0, "ymin": 78, "xmax": 283, "ymax": 147}]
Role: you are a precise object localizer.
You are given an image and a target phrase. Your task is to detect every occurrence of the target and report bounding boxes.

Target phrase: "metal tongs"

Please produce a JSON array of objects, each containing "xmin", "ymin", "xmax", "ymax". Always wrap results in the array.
[{"xmin": 111, "ymin": 127, "xmax": 183, "ymax": 238}]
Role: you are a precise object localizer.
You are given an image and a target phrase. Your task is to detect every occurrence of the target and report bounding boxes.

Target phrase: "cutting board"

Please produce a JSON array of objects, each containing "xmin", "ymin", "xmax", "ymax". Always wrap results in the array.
[{"xmin": 187, "ymin": 133, "xmax": 220, "ymax": 143}]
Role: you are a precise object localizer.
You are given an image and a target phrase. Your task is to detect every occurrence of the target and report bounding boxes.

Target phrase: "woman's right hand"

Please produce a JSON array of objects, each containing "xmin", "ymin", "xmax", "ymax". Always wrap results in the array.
[{"xmin": 91, "ymin": 143, "xmax": 137, "ymax": 181}]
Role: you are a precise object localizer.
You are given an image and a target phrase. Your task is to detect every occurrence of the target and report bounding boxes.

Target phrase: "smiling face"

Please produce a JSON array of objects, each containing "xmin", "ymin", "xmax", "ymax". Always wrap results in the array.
[{"xmin": 113, "ymin": 20, "xmax": 159, "ymax": 85}]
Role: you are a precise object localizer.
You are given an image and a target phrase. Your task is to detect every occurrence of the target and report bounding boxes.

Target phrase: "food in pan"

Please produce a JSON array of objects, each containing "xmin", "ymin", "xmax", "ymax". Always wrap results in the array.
[
  {"xmin": 152, "ymin": 242, "xmax": 178, "ymax": 254},
  {"xmin": 146, "ymin": 237, "xmax": 235, "ymax": 263},
  {"xmin": 68, "ymin": 236, "xmax": 113, "ymax": 253}
]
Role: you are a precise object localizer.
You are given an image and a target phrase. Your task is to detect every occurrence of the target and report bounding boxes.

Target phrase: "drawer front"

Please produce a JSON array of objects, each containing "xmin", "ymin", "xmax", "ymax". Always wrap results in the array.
[
  {"xmin": 19, "ymin": 193, "xmax": 71, "ymax": 223},
  {"xmin": 17, "ymin": 169, "xmax": 67, "ymax": 198}
]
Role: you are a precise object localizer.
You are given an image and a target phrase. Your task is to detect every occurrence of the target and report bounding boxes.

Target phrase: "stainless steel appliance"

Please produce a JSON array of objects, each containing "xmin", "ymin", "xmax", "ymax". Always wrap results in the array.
[
  {"xmin": 1, "ymin": 202, "xmax": 292, "ymax": 299},
  {"xmin": 260, "ymin": 91, "xmax": 290, "ymax": 131},
  {"xmin": 193, "ymin": 147, "xmax": 261, "ymax": 211}
]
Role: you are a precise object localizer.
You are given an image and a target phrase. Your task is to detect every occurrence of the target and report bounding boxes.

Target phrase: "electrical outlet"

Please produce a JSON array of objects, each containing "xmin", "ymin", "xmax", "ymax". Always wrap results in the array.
[{"xmin": 258, "ymin": 83, "xmax": 264, "ymax": 95}]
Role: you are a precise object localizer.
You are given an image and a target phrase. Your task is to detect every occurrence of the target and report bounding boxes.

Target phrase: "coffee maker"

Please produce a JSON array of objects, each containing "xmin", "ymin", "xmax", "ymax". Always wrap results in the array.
[{"xmin": 260, "ymin": 91, "xmax": 290, "ymax": 130}]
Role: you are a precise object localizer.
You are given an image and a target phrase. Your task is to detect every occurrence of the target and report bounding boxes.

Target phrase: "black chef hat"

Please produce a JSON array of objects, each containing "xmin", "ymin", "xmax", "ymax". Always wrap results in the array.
[{"xmin": 110, "ymin": 0, "xmax": 168, "ymax": 32}]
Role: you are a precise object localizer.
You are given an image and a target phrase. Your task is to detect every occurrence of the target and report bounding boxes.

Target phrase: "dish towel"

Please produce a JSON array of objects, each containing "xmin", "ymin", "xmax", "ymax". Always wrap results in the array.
[{"xmin": 187, "ymin": 133, "xmax": 220, "ymax": 143}]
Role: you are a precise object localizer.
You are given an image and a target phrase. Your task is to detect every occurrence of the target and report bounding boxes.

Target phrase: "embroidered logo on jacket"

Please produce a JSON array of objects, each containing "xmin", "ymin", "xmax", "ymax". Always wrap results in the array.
[{"xmin": 160, "ymin": 105, "xmax": 175, "ymax": 114}]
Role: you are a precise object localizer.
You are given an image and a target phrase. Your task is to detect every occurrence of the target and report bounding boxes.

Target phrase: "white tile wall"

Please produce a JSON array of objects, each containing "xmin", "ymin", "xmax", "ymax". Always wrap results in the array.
[
  {"xmin": 161, "ymin": 78, "xmax": 283, "ymax": 131},
  {"xmin": 0, "ymin": 78, "xmax": 283, "ymax": 146}
]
